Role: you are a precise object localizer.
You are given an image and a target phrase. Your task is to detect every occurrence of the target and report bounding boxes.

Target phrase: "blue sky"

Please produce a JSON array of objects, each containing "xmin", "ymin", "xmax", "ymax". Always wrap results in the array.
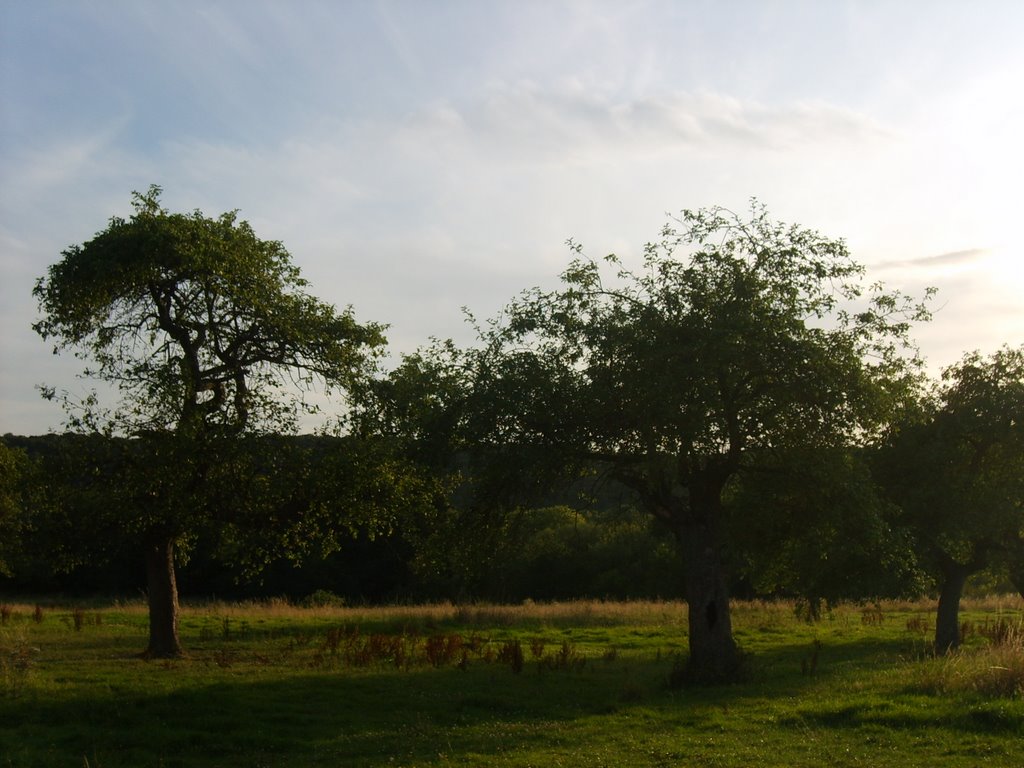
[{"xmin": 2, "ymin": 0, "xmax": 1022, "ymax": 434}]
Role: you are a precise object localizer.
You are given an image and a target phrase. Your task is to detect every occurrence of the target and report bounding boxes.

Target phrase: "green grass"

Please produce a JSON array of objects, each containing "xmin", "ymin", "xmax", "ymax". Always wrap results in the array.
[{"xmin": 1, "ymin": 597, "xmax": 1022, "ymax": 767}]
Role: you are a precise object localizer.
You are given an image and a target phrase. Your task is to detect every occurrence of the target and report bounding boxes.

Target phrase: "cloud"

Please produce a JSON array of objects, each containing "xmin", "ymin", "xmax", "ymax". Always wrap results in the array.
[
  {"xmin": 875, "ymin": 248, "xmax": 989, "ymax": 271},
  {"xmin": 424, "ymin": 84, "xmax": 892, "ymax": 164},
  {"xmin": 0, "ymin": 75, "xmax": 996, "ymax": 435},
  {"xmin": 0, "ymin": 119, "xmax": 132, "ymax": 199},
  {"xmin": 373, "ymin": 0, "xmax": 426, "ymax": 82}
]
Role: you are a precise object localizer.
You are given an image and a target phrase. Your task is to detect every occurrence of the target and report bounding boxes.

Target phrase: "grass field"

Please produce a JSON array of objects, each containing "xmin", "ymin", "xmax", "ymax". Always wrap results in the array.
[{"xmin": 1, "ymin": 596, "xmax": 1023, "ymax": 767}]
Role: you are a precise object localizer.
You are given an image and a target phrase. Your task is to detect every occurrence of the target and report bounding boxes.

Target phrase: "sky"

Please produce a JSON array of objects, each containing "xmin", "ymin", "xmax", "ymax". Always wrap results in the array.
[{"xmin": 2, "ymin": 0, "xmax": 1022, "ymax": 435}]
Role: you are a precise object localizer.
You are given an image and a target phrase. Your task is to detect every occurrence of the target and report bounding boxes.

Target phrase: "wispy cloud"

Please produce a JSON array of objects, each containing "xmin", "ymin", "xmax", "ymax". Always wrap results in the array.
[
  {"xmin": 0, "ymin": 119, "xmax": 134, "ymax": 198},
  {"xmin": 507, "ymin": 85, "xmax": 883, "ymax": 148},
  {"xmin": 875, "ymin": 248, "xmax": 989, "ymax": 271}
]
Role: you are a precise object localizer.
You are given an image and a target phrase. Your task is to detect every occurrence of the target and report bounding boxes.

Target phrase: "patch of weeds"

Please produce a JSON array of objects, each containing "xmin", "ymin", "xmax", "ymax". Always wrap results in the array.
[
  {"xmin": 906, "ymin": 615, "xmax": 931, "ymax": 635},
  {"xmin": 216, "ymin": 618, "xmax": 251, "ymax": 638},
  {"xmin": 528, "ymin": 637, "xmax": 545, "ymax": 659},
  {"xmin": 975, "ymin": 616, "xmax": 1022, "ymax": 646},
  {"xmin": 497, "ymin": 638, "xmax": 524, "ymax": 673},
  {"xmin": 801, "ymin": 639, "xmax": 822, "ymax": 676},
  {"xmin": 539, "ymin": 640, "xmax": 585, "ymax": 672},
  {"xmin": 425, "ymin": 633, "xmax": 464, "ymax": 668},
  {"xmin": 794, "ymin": 598, "xmax": 824, "ymax": 623},
  {"xmin": 354, "ymin": 632, "xmax": 410, "ymax": 668},
  {"xmin": 0, "ymin": 628, "xmax": 40, "ymax": 698},
  {"xmin": 861, "ymin": 603, "xmax": 885, "ymax": 626}
]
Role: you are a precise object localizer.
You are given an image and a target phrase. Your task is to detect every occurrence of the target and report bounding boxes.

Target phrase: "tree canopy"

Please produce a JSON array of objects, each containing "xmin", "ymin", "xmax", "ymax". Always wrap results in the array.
[
  {"xmin": 876, "ymin": 345, "xmax": 1024, "ymax": 651},
  {"xmin": 434, "ymin": 202, "xmax": 931, "ymax": 678},
  {"xmin": 31, "ymin": 187, "xmax": 388, "ymax": 657},
  {"xmin": 34, "ymin": 186, "xmax": 385, "ymax": 437}
]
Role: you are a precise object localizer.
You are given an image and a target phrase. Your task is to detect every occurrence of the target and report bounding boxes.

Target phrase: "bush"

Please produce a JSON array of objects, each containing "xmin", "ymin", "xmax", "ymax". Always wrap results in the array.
[{"xmin": 301, "ymin": 589, "xmax": 346, "ymax": 609}]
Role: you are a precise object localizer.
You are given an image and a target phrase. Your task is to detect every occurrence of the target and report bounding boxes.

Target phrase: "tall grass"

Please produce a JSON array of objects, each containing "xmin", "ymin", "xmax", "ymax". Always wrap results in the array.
[
  {"xmin": 913, "ymin": 617, "xmax": 1024, "ymax": 698},
  {"xmin": 1, "ymin": 593, "xmax": 1019, "ymax": 626}
]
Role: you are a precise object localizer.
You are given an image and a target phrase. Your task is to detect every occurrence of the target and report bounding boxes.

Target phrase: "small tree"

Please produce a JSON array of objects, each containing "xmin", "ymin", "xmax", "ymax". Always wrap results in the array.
[
  {"xmin": 33, "ymin": 187, "xmax": 386, "ymax": 657},
  {"xmin": 876, "ymin": 346, "xmax": 1024, "ymax": 652},
  {"xmin": 451, "ymin": 203, "xmax": 929, "ymax": 679}
]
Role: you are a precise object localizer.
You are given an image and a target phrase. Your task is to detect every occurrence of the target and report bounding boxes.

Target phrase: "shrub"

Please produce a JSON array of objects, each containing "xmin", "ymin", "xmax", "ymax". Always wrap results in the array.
[{"xmin": 301, "ymin": 590, "xmax": 346, "ymax": 609}]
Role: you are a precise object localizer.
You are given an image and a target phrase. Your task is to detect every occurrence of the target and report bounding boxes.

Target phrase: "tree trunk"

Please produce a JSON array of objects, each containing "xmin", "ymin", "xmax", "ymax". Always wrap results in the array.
[
  {"xmin": 934, "ymin": 561, "xmax": 970, "ymax": 654},
  {"xmin": 144, "ymin": 537, "xmax": 183, "ymax": 658},
  {"xmin": 631, "ymin": 460, "xmax": 740, "ymax": 682},
  {"xmin": 679, "ymin": 518, "xmax": 738, "ymax": 681},
  {"xmin": 670, "ymin": 466, "xmax": 741, "ymax": 682}
]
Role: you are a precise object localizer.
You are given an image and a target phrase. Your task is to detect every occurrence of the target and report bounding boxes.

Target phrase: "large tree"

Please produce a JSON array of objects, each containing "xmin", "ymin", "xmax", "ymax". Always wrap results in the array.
[
  {"xmin": 32, "ymin": 187, "xmax": 386, "ymax": 657},
  {"xmin": 876, "ymin": 346, "xmax": 1024, "ymax": 652},
  {"xmin": 442, "ymin": 203, "xmax": 929, "ymax": 679}
]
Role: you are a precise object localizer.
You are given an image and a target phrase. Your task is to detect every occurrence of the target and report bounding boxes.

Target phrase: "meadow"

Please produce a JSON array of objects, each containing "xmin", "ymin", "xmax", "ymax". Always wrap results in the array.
[{"xmin": 1, "ymin": 596, "xmax": 1023, "ymax": 767}]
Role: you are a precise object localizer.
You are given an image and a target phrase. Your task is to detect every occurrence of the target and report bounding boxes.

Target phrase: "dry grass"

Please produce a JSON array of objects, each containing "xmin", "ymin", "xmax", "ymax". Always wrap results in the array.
[
  {"xmin": 176, "ymin": 597, "xmax": 692, "ymax": 629},
  {"xmin": 1, "ymin": 593, "xmax": 1020, "ymax": 629},
  {"xmin": 913, "ymin": 617, "xmax": 1024, "ymax": 698}
]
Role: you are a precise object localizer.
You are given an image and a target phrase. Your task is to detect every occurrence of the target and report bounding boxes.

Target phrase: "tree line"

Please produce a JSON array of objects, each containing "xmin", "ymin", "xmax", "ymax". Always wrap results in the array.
[{"xmin": 1, "ymin": 188, "xmax": 1021, "ymax": 680}]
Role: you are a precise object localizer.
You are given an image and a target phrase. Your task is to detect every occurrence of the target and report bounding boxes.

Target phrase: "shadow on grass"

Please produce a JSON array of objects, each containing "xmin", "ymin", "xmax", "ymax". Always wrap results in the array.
[
  {"xmin": 3, "ymin": 634, "xmax": 1020, "ymax": 767},
  {"xmin": 5, "ymin": 661, "xmax": 633, "ymax": 767}
]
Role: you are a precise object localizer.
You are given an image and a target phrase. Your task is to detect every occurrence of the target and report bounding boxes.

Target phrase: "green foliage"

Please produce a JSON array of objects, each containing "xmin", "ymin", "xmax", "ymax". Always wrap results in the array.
[
  {"xmin": 406, "ymin": 201, "xmax": 931, "ymax": 676},
  {"xmin": 875, "ymin": 345, "xmax": 1024, "ymax": 651},
  {"xmin": 0, "ymin": 441, "xmax": 30, "ymax": 578},
  {"xmin": 498, "ymin": 505, "xmax": 683, "ymax": 601},
  {"xmin": 482, "ymin": 201, "xmax": 930, "ymax": 470},
  {"xmin": 29, "ymin": 187, "xmax": 392, "ymax": 554},
  {"xmin": 878, "ymin": 346, "xmax": 1024, "ymax": 591},
  {"xmin": 729, "ymin": 447, "xmax": 925, "ymax": 613},
  {"xmin": 34, "ymin": 186, "xmax": 386, "ymax": 437},
  {"xmin": 403, "ymin": 502, "xmax": 683, "ymax": 602},
  {"xmin": 29, "ymin": 188, "xmax": 392, "ymax": 656}
]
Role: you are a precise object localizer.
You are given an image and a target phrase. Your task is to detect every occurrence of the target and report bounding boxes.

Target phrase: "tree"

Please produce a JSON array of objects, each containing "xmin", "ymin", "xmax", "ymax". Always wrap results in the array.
[
  {"xmin": 0, "ymin": 434, "xmax": 139, "ymax": 591},
  {"xmin": 32, "ymin": 187, "xmax": 386, "ymax": 657},
  {"xmin": 351, "ymin": 340, "xmax": 603, "ymax": 600},
  {"xmin": 876, "ymin": 346, "xmax": 1024, "ymax": 652},
  {"xmin": 449, "ymin": 203, "xmax": 929, "ymax": 679},
  {"xmin": 0, "ymin": 440, "xmax": 32, "ymax": 579}
]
